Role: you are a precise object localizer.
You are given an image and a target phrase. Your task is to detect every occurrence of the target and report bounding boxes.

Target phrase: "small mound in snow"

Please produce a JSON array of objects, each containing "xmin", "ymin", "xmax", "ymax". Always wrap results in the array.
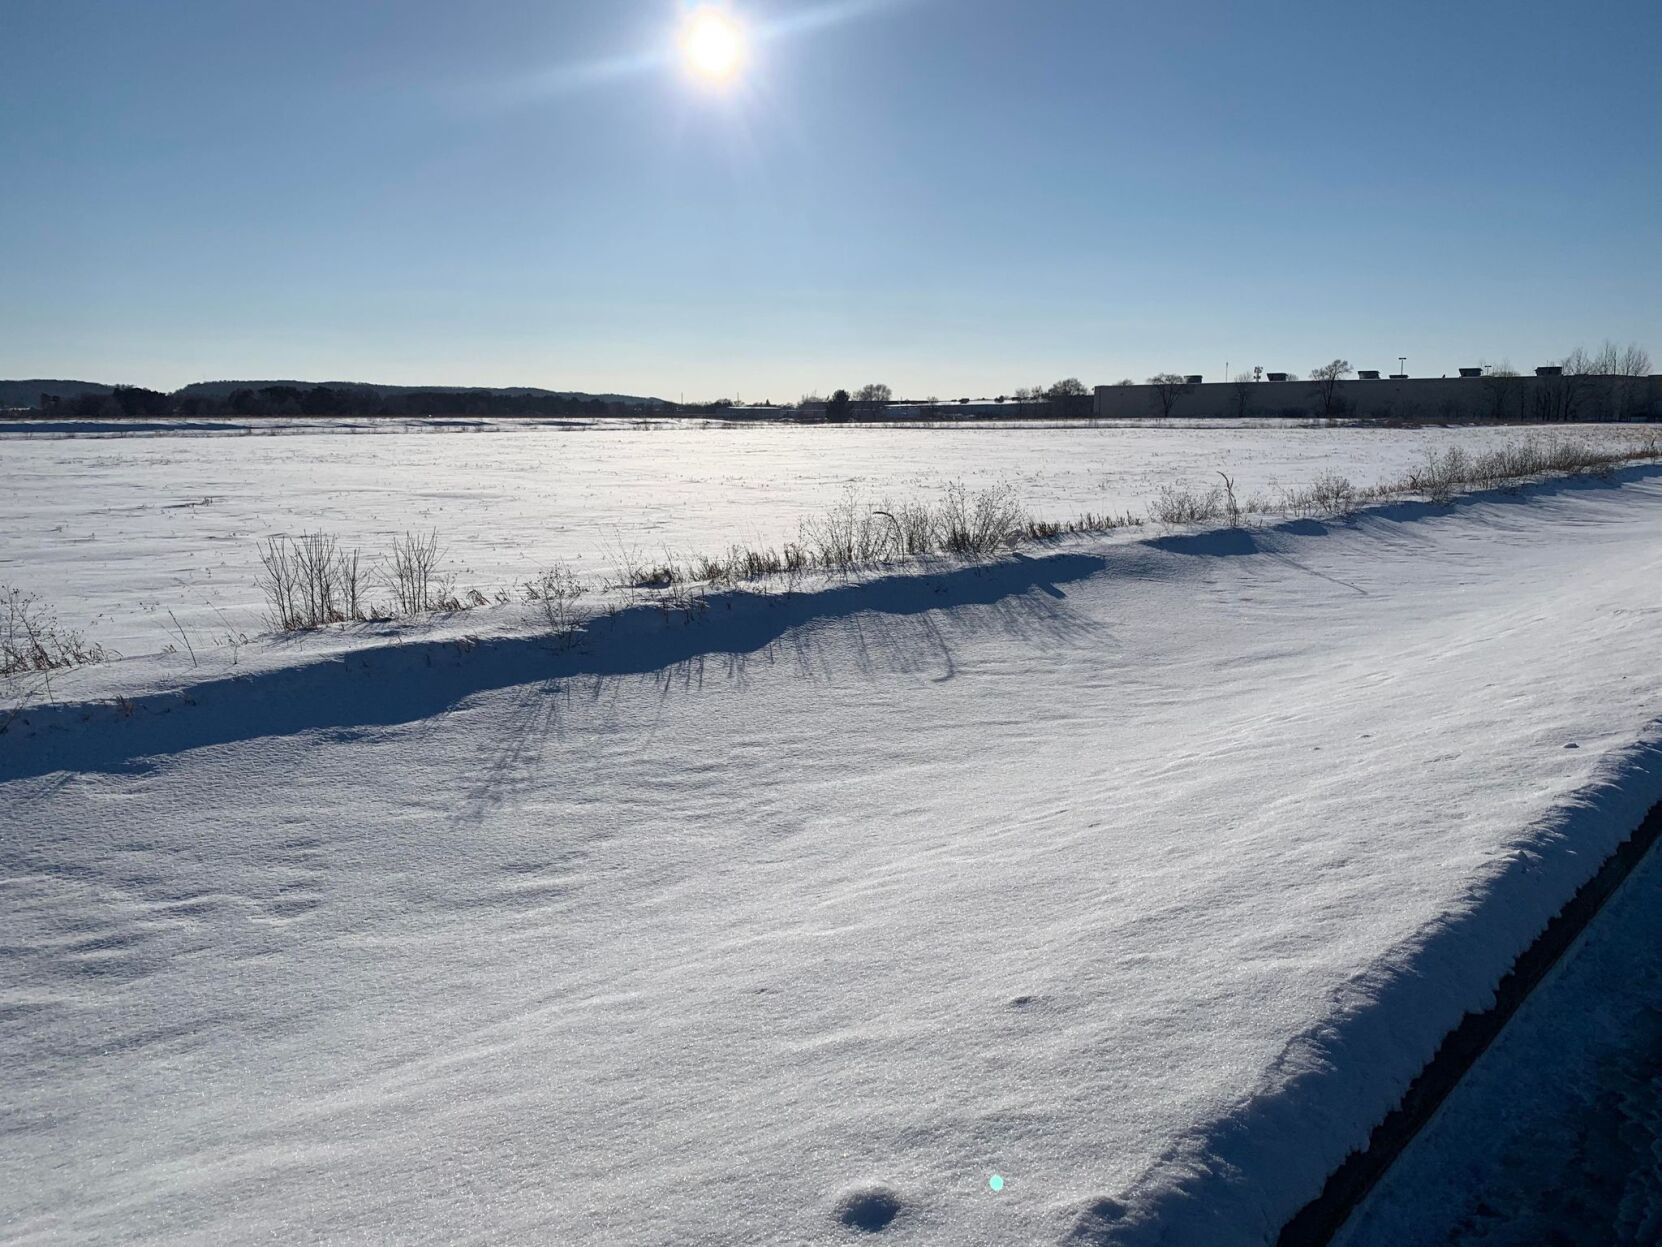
[
  {"xmin": 1064, "ymin": 1196, "xmax": 1128, "ymax": 1244},
  {"xmin": 834, "ymin": 1184, "xmax": 902, "ymax": 1232}
]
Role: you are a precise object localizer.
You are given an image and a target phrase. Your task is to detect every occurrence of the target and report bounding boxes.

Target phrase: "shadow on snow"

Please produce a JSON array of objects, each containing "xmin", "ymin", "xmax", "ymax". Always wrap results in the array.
[{"xmin": 0, "ymin": 552, "xmax": 1105, "ymax": 782}]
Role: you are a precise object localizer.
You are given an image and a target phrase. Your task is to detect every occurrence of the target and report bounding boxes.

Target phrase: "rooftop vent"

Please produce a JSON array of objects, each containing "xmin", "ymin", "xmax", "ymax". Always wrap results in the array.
[
  {"xmin": 1536, "ymin": 365, "xmax": 1563, "ymax": 377},
  {"xmin": 1357, "ymin": 370, "xmax": 1380, "ymax": 380},
  {"xmin": 1459, "ymin": 367, "xmax": 1482, "ymax": 378},
  {"xmin": 1266, "ymin": 372, "xmax": 1289, "ymax": 382},
  {"xmin": 1184, "ymin": 375, "xmax": 1203, "ymax": 385},
  {"xmin": 1389, "ymin": 373, "xmax": 1409, "ymax": 380}
]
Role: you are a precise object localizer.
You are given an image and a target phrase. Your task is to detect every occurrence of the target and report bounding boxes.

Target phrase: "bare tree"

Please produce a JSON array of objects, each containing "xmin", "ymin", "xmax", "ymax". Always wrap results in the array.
[
  {"xmin": 1229, "ymin": 372, "xmax": 1255, "ymax": 419},
  {"xmin": 1562, "ymin": 346, "xmax": 1597, "ymax": 376},
  {"xmin": 1147, "ymin": 373, "xmax": 1193, "ymax": 418},
  {"xmin": 1480, "ymin": 363, "xmax": 1526, "ymax": 420},
  {"xmin": 854, "ymin": 383, "xmax": 892, "ymax": 420},
  {"xmin": 1576, "ymin": 340, "xmax": 1652, "ymax": 377},
  {"xmin": 1045, "ymin": 377, "xmax": 1090, "ymax": 417},
  {"xmin": 1310, "ymin": 359, "xmax": 1353, "ymax": 418},
  {"xmin": 1554, "ymin": 346, "xmax": 1620, "ymax": 420},
  {"xmin": 1009, "ymin": 384, "xmax": 1045, "ymax": 417},
  {"xmin": 1575, "ymin": 341, "xmax": 1654, "ymax": 419},
  {"xmin": 1616, "ymin": 342, "xmax": 1652, "ymax": 376}
]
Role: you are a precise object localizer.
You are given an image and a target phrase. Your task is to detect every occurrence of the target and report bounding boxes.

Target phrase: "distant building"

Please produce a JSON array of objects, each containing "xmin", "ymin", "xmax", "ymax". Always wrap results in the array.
[{"xmin": 1094, "ymin": 373, "xmax": 1661, "ymax": 423}]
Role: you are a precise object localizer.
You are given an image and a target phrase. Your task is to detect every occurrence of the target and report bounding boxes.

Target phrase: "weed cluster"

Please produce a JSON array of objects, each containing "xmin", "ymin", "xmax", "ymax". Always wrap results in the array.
[
  {"xmin": 523, "ymin": 565, "xmax": 587, "ymax": 647},
  {"xmin": 1150, "ymin": 483, "xmax": 1225, "ymax": 525},
  {"xmin": 257, "ymin": 530, "xmax": 468, "ymax": 630},
  {"xmin": 2, "ymin": 586, "xmax": 106, "ymax": 677},
  {"xmin": 1402, "ymin": 434, "xmax": 1656, "ymax": 504},
  {"xmin": 2, "ymin": 585, "xmax": 109, "ymax": 729},
  {"xmin": 1279, "ymin": 472, "xmax": 1363, "ymax": 517}
]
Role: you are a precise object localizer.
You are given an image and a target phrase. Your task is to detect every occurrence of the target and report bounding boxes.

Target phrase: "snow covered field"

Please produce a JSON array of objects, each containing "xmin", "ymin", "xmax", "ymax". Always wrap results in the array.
[
  {"xmin": 2, "ymin": 419, "xmax": 1643, "ymax": 659},
  {"xmin": 4, "ymin": 461, "xmax": 1661, "ymax": 1244}
]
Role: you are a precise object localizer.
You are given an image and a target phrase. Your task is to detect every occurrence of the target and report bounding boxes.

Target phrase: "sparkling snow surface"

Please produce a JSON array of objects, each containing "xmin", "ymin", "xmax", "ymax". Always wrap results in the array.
[
  {"xmin": 3, "ymin": 467, "xmax": 1661, "ymax": 1245},
  {"xmin": 1, "ymin": 420, "xmax": 1639, "ymax": 659}
]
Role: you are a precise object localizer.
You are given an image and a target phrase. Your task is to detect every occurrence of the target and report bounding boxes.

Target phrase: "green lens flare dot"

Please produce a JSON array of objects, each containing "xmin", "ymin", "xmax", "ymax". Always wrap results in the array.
[{"xmin": 988, "ymin": 1175, "xmax": 1005, "ymax": 1193}]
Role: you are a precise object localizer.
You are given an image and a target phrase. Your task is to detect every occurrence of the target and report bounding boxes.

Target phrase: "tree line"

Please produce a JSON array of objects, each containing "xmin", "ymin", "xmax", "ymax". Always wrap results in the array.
[
  {"xmin": 35, "ymin": 385, "xmax": 658, "ymax": 420},
  {"xmin": 805, "ymin": 378, "xmax": 1092, "ymax": 421}
]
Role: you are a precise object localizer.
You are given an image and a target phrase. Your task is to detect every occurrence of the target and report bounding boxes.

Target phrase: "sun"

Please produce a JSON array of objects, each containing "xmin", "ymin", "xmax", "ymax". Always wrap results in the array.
[{"xmin": 680, "ymin": 8, "xmax": 745, "ymax": 83}]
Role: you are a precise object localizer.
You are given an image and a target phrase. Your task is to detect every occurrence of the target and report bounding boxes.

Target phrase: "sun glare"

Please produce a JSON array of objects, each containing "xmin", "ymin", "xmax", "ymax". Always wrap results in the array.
[{"xmin": 681, "ymin": 9, "xmax": 745, "ymax": 83}]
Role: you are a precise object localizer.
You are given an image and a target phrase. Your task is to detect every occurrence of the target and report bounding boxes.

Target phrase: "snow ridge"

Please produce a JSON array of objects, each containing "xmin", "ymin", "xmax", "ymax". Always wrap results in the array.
[{"xmin": 1092, "ymin": 733, "xmax": 1662, "ymax": 1245}]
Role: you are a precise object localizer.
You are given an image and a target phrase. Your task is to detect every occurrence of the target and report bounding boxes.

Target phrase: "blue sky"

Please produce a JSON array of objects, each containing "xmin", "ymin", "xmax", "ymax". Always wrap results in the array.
[{"xmin": 3, "ymin": 0, "xmax": 1658, "ymax": 400}]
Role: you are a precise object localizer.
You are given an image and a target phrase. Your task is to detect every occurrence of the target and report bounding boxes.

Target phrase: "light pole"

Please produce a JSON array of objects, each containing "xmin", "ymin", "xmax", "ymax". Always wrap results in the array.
[{"xmin": 1398, "ymin": 356, "xmax": 1407, "ymax": 378}]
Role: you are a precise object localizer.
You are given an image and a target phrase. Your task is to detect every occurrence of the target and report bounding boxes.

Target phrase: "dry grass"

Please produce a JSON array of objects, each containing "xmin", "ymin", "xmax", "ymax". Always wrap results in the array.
[
  {"xmin": 1279, "ymin": 472, "xmax": 1363, "ymax": 518},
  {"xmin": 2, "ymin": 585, "xmax": 109, "ymax": 730},
  {"xmin": 234, "ymin": 429, "xmax": 1662, "ymax": 636},
  {"xmin": 1150, "ymin": 483, "xmax": 1225, "ymax": 525},
  {"xmin": 524, "ymin": 565, "xmax": 587, "ymax": 648},
  {"xmin": 2, "ymin": 586, "xmax": 107, "ymax": 677},
  {"xmin": 936, "ymin": 481, "xmax": 1025, "ymax": 555}
]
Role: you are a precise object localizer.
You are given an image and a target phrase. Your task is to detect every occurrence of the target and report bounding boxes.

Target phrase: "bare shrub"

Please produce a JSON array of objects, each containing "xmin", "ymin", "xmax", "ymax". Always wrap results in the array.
[
  {"xmin": 1397, "ymin": 434, "xmax": 1662, "ymax": 504},
  {"xmin": 872, "ymin": 499, "xmax": 935, "ymax": 556},
  {"xmin": 801, "ymin": 489, "xmax": 894, "ymax": 570},
  {"xmin": 385, "ymin": 530, "xmax": 449, "ymax": 615},
  {"xmin": 1150, "ymin": 483, "xmax": 1224, "ymax": 525},
  {"xmin": 936, "ymin": 481, "xmax": 1024, "ymax": 554},
  {"xmin": 525, "ymin": 565, "xmax": 587, "ymax": 647},
  {"xmin": 2, "ymin": 586, "xmax": 107, "ymax": 677},
  {"xmin": 1405, "ymin": 447, "xmax": 1471, "ymax": 504},
  {"xmin": 258, "ymin": 533, "xmax": 371, "ymax": 630},
  {"xmin": 256, "ymin": 537, "xmax": 303, "ymax": 630},
  {"xmin": 1281, "ymin": 472, "xmax": 1358, "ymax": 518}
]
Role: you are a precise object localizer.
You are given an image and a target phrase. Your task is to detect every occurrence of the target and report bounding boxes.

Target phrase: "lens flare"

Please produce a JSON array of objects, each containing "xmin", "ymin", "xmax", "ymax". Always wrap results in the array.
[{"xmin": 681, "ymin": 8, "xmax": 745, "ymax": 82}]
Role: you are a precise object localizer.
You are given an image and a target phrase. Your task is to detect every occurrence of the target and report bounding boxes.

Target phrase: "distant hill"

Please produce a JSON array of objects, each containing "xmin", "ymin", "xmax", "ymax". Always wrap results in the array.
[
  {"xmin": 0, "ymin": 380, "xmax": 115, "ymax": 407},
  {"xmin": 1, "ymin": 379, "xmax": 661, "ymax": 409},
  {"xmin": 174, "ymin": 381, "xmax": 661, "ymax": 406}
]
